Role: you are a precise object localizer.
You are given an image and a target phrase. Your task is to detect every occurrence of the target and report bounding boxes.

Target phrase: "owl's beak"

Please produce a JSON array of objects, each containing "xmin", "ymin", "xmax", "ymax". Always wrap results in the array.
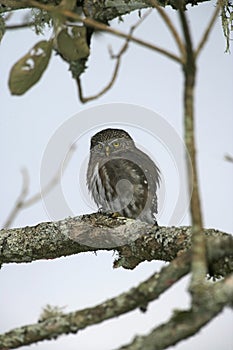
[{"xmin": 105, "ymin": 146, "xmax": 110, "ymax": 156}]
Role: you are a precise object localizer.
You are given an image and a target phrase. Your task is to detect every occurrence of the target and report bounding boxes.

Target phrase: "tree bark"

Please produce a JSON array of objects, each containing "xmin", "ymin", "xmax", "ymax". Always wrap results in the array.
[{"xmin": 0, "ymin": 213, "xmax": 232, "ymax": 274}]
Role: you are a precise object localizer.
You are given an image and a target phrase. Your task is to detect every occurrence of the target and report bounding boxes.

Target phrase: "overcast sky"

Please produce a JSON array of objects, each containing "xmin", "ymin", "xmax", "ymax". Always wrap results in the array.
[{"xmin": 1, "ymin": 1, "xmax": 233, "ymax": 350}]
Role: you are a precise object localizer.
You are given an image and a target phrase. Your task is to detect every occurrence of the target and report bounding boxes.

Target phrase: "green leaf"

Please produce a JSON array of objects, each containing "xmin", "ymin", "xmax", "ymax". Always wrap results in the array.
[
  {"xmin": 56, "ymin": 26, "xmax": 90, "ymax": 62},
  {"xmin": 8, "ymin": 40, "xmax": 53, "ymax": 95}
]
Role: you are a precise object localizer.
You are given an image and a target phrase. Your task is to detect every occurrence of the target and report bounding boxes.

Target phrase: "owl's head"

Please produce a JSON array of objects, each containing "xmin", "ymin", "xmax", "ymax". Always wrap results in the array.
[{"xmin": 90, "ymin": 128, "xmax": 135, "ymax": 156}]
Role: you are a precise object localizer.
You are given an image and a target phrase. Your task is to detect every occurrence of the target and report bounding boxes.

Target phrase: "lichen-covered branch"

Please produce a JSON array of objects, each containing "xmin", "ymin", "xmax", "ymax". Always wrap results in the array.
[
  {"xmin": 114, "ymin": 274, "xmax": 233, "ymax": 350},
  {"xmin": 0, "ymin": 213, "xmax": 232, "ymax": 276},
  {"xmin": 0, "ymin": 0, "xmax": 211, "ymax": 17},
  {"xmin": 0, "ymin": 247, "xmax": 232, "ymax": 350},
  {"xmin": 0, "ymin": 252, "xmax": 190, "ymax": 349}
]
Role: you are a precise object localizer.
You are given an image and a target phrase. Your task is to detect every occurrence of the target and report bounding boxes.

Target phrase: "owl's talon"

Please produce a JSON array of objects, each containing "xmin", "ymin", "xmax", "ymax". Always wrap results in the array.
[
  {"xmin": 104, "ymin": 211, "xmax": 122, "ymax": 219},
  {"xmin": 110, "ymin": 211, "xmax": 121, "ymax": 218}
]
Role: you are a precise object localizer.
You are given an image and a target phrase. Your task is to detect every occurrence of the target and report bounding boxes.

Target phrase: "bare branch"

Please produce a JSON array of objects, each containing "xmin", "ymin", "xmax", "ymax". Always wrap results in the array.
[
  {"xmin": 5, "ymin": 21, "xmax": 34, "ymax": 30},
  {"xmin": 77, "ymin": 9, "xmax": 152, "ymax": 102},
  {"xmin": 149, "ymin": 0, "xmax": 186, "ymax": 60},
  {"xmin": 195, "ymin": 2, "xmax": 221, "ymax": 58},
  {"xmin": 178, "ymin": 4, "xmax": 207, "ymax": 298},
  {"xmin": 77, "ymin": 10, "xmax": 152, "ymax": 102},
  {"xmin": 76, "ymin": 56, "xmax": 121, "ymax": 103},
  {"xmin": 3, "ymin": 168, "xmax": 29, "ymax": 228},
  {"xmin": 3, "ymin": 145, "xmax": 75, "ymax": 229},
  {"xmin": 24, "ymin": 144, "xmax": 76, "ymax": 207}
]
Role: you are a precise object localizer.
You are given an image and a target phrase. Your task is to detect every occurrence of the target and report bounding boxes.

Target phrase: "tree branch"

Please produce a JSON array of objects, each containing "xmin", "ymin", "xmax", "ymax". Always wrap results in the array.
[
  {"xmin": 6, "ymin": 0, "xmax": 181, "ymax": 63},
  {"xmin": 114, "ymin": 274, "xmax": 233, "ymax": 350},
  {"xmin": 0, "ymin": 252, "xmax": 189, "ymax": 349},
  {"xmin": 0, "ymin": 213, "xmax": 232, "ymax": 276},
  {"xmin": 0, "ymin": 0, "xmax": 211, "ymax": 17},
  {"xmin": 3, "ymin": 168, "xmax": 29, "ymax": 228},
  {"xmin": 149, "ymin": 0, "xmax": 186, "ymax": 60},
  {"xmin": 5, "ymin": 21, "xmax": 35, "ymax": 29},
  {"xmin": 195, "ymin": 2, "xmax": 221, "ymax": 58},
  {"xmin": 178, "ymin": 3, "xmax": 207, "ymax": 300},
  {"xmin": 2, "ymin": 145, "xmax": 75, "ymax": 229},
  {"xmin": 0, "ymin": 246, "xmax": 232, "ymax": 349}
]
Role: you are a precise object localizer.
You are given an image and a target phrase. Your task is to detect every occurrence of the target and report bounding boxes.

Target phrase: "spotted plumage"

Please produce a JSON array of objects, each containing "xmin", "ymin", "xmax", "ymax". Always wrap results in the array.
[{"xmin": 86, "ymin": 128, "xmax": 160, "ymax": 224}]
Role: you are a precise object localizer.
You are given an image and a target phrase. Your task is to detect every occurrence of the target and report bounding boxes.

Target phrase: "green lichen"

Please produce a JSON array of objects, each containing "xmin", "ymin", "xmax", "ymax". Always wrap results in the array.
[
  {"xmin": 39, "ymin": 304, "xmax": 66, "ymax": 322},
  {"xmin": 31, "ymin": 8, "xmax": 53, "ymax": 35},
  {"xmin": 221, "ymin": 0, "xmax": 233, "ymax": 52}
]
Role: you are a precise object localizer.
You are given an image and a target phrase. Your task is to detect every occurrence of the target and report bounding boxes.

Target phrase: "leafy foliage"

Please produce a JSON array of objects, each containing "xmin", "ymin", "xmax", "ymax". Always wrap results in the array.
[{"xmin": 56, "ymin": 26, "xmax": 90, "ymax": 61}]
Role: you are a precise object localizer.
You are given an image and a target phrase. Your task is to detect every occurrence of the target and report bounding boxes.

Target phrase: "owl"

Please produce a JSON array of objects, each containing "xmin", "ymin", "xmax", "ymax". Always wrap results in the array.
[{"xmin": 86, "ymin": 128, "xmax": 160, "ymax": 224}]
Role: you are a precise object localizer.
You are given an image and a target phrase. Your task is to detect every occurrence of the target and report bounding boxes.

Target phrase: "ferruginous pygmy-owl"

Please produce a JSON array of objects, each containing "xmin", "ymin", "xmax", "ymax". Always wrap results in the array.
[{"xmin": 86, "ymin": 128, "xmax": 160, "ymax": 224}]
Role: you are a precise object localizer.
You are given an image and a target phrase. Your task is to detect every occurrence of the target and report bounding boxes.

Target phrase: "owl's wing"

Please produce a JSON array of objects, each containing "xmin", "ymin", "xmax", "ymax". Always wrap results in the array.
[
  {"xmin": 87, "ymin": 145, "xmax": 160, "ymax": 223},
  {"xmin": 124, "ymin": 147, "xmax": 160, "ymax": 216},
  {"xmin": 125, "ymin": 147, "xmax": 160, "ymax": 187}
]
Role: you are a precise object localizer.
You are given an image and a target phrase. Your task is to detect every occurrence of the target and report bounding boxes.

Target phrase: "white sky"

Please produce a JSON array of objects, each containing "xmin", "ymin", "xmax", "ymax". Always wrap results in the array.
[{"xmin": 1, "ymin": 1, "xmax": 233, "ymax": 350}]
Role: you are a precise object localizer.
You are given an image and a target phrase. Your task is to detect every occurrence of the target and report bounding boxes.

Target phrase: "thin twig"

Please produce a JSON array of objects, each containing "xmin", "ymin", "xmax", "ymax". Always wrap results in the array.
[
  {"xmin": 77, "ymin": 50, "xmax": 121, "ymax": 103},
  {"xmin": 149, "ymin": 0, "xmax": 186, "ymax": 60},
  {"xmin": 179, "ymin": 6, "xmax": 203, "ymax": 228},
  {"xmin": 77, "ymin": 10, "xmax": 152, "ymax": 102},
  {"xmin": 178, "ymin": 5, "xmax": 206, "ymax": 300},
  {"xmin": 26, "ymin": 144, "xmax": 76, "ymax": 207},
  {"xmin": 5, "ymin": 21, "xmax": 34, "ymax": 29},
  {"xmin": 3, "ymin": 168, "xmax": 29, "ymax": 228},
  {"xmin": 195, "ymin": 2, "xmax": 221, "ymax": 58},
  {"xmin": 3, "ymin": 145, "xmax": 76, "ymax": 229}
]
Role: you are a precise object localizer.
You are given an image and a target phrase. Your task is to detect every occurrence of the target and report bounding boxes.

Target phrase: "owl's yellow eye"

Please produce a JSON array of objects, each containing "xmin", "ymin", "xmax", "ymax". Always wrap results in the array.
[
  {"xmin": 97, "ymin": 143, "xmax": 103, "ymax": 150},
  {"xmin": 113, "ymin": 141, "xmax": 120, "ymax": 148}
]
